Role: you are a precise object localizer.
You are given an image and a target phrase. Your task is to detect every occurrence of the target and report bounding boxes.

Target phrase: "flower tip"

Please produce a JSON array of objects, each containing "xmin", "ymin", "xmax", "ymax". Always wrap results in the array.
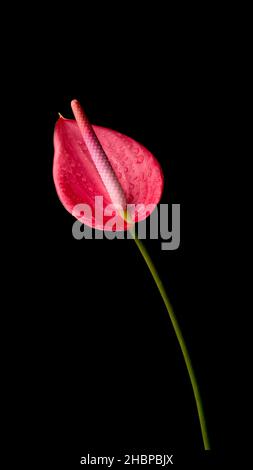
[{"xmin": 71, "ymin": 99, "xmax": 80, "ymax": 109}]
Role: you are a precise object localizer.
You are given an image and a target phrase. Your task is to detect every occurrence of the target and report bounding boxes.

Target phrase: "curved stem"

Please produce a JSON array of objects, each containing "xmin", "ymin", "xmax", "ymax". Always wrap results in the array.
[{"xmin": 130, "ymin": 229, "xmax": 210, "ymax": 450}]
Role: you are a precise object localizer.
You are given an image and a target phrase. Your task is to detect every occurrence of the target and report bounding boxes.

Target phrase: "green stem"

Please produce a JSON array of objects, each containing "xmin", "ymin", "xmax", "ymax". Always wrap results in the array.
[{"xmin": 130, "ymin": 229, "xmax": 210, "ymax": 450}]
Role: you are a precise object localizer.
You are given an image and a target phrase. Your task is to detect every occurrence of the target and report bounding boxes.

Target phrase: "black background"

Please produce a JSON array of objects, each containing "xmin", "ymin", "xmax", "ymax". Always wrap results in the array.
[{"xmin": 8, "ymin": 6, "xmax": 242, "ymax": 468}]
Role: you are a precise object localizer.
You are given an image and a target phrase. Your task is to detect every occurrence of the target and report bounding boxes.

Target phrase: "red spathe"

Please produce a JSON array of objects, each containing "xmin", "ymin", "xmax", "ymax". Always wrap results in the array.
[{"xmin": 53, "ymin": 117, "xmax": 164, "ymax": 230}]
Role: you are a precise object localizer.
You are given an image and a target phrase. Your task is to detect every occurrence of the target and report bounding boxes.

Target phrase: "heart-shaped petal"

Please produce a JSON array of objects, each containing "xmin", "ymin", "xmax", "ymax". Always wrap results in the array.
[{"xmin": 53, "ymin": 114, "xmax": 164, "ymax": 230}]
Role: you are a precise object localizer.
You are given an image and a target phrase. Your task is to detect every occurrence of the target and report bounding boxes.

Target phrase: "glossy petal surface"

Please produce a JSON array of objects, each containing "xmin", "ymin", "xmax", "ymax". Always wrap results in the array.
[{"xmin": 53, "ymin": 117, "xmax": 164, "ymax": 230}]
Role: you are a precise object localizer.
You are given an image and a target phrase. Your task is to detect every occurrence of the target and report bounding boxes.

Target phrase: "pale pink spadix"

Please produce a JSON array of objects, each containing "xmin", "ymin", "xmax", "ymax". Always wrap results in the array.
[{"xmin": 71, "ymin": 99, "xmax": 126, "ymax": 209}]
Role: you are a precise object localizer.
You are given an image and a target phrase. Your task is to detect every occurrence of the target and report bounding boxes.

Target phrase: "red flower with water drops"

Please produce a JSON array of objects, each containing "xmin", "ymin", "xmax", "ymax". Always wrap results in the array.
[
  {"xmin": 52, "ymin": 99, "xmax": 211, "ymax": 450},
  {"xmin": 53, "ymin": 100, "xmax": 164, "ymax": 230}
]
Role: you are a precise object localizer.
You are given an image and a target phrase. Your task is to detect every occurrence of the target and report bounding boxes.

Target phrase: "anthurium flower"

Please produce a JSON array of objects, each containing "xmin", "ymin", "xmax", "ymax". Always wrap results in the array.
[
  {"xmin": 53, "ymin": 99, "xmax": 164, "ymax": 230},
  {"xmin": 52, "ymin": 100, "xmax": 210, "ymax": 451}
]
